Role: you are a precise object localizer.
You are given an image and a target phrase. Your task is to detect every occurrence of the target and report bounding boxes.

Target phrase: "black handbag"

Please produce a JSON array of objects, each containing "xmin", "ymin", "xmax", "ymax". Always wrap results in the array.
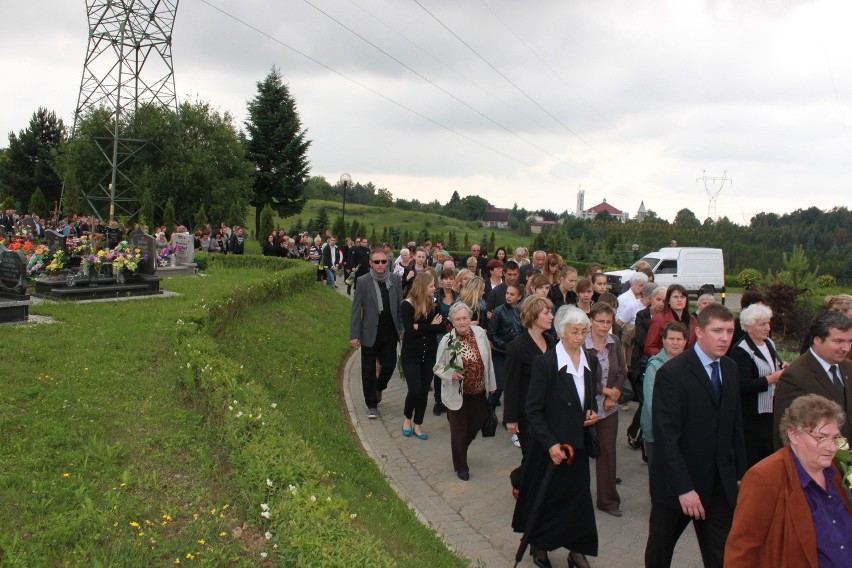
[
  {"xmin": 481, "ymin": 403, "xmax": 498, "ymax": 437},
  {"xmin": 584, "ymin": 425, "xmax": 601, "ymax": 459}
]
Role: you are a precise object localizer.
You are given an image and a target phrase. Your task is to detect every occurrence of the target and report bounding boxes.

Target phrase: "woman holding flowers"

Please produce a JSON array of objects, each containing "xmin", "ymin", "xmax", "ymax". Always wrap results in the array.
[
  {"xmin": 399, "ymin": 273, "xmax": 444, "ymax": 440},
  {"xmin": 433, "ymin": 302, "xmax": 497, "ymax": 481},
  {"xmin": 725, "ymin": 394, "xmax": 852, "ymax": 567}
]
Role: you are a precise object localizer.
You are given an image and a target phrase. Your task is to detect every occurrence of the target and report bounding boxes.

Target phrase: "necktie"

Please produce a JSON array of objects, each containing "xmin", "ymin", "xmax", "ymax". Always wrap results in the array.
[
  {"xmin": 709, "ymin": 360, "xmax": 722, "ymax": 402},
  {"xmin": 829, "ymin": 365, "xmax": 846, "ymax": 405}
]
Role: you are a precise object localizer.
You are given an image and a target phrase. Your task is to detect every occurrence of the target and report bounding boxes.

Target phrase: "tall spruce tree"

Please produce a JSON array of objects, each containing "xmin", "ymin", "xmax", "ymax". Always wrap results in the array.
[{"xmin": 245, "ymin": 67, "xmax": 311, "ymax": 233}]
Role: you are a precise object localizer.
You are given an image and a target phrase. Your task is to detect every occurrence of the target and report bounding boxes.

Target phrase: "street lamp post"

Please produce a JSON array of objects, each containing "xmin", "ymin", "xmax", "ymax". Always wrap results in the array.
[{"xmin": 340, "ymin": 173, "xmax": 351, "ymax": 239}]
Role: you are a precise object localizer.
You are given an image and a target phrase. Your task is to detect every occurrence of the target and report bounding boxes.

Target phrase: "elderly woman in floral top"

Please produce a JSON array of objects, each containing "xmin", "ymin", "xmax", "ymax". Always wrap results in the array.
[{"xmin": 433, "ymin": 302, "xmax": 497, "ymax": 481}]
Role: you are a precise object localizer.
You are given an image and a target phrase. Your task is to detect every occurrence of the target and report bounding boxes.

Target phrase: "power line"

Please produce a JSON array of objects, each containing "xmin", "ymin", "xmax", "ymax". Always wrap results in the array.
[
  {"xmin": 197, "ymin": 0, "xmax": 540, "ymax": 171},
  {"xmin": 300, "ymin": 0, "xmax": 586, "ymax": 175}
]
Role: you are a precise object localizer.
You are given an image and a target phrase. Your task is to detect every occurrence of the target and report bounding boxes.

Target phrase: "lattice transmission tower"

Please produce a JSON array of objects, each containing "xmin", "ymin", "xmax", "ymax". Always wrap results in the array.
[
  {"xmin": 696, "ymin": 170, "xmax": 731, "ymax": 221},
  {"xmin": 69, "ymin": 0, "xmax": 179, "ymax": 220}
]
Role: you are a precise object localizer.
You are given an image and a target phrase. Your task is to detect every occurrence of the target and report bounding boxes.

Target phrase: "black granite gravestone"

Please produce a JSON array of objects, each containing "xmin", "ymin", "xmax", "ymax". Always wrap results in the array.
[
  {"xmin": 0, "ymin": 247, "xmax": 28, "ymax": 295},
  {"xmin": 129, "ymin": 230, "xmax": 157, "ymax": 275}
]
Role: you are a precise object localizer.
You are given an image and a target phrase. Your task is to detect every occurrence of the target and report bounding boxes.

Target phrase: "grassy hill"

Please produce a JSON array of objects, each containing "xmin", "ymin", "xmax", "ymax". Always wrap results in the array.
[{"xmin": 267, "ymin": 199, "xmax": 533, "ymax": 252}]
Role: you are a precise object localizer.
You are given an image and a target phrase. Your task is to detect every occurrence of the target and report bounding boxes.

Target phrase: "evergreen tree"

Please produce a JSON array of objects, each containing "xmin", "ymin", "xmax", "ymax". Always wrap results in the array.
[
  {"xmin": 0, "ymin": 107, "xmax": 65, "ymax": 209},
  {"xmin": 163, "ymin": 198, "xmax": 176, "ymax": 236},
  {"xmin": 381, "ymin": 226, "xmax": 388, "ymax": 244},
  {"xmin": 332, "ymin": 215, "xmax": 345, "ymax": 239},
  {"xmin": 349, "ymin": 219, "xmax": 360, "ymax": 240},
  {"xmin": 63, "ymin": 184, "xmax": 81, "ymax": 216},
  {"xmin": 448, "ymin": 230, "xmax": 457, "ymax": 250},
  {"xmin": 194, "ymin": 204, "xmax": 208, "ymax": 232},
  {"xmin": 489, "ymin": 231, "xmax": 496, "ymax": 251},
  {"xmin": 245, "ymin": 67, "xmax": 312, "ymax": 232},
  {"xmin": 315, "ymin": 207, "xmax": 330, "ymax": 234},
  {"xmin": 463, "ymin": 233, "xmax": 469, "ymax": 249},
  {"xmin": 227, "ymin": 200, "xmax": 245, "ymax": 229},
  {"xmin": 28, "ymin": 187, "xmax": 48, "ymax": 218},
  {"xmin": 369, "ymin": 227, "xmax": 378, "ymax": 247},
  {"xmin": 259, "ymin": 204, "xmax": 275, "ymax": 240},
  {"xmin": 139, "ymin": 187, "xmax": 155, "ymax": 229}
]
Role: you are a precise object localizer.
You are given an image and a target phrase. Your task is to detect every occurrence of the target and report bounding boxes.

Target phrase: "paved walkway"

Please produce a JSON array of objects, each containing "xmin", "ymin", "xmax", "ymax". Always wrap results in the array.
[{"xmin": 337, "ymin": 285, "xmax": 703, "ymax": 567}]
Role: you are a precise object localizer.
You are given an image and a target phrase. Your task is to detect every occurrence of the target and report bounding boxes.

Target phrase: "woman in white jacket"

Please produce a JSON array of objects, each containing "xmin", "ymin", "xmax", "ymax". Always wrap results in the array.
[{"xmin": 433, "ymin": 302, "xmax": 497, "ymax": 481}]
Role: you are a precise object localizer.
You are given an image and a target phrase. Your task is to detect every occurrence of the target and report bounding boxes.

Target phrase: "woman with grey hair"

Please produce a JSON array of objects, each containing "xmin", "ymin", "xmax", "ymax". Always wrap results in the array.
[
  {"xmin": 433, "ymin": 302, "xmax": 497, "ymax": 481},
  {"xmin": 731, "ymin": 303, "xmax": 788, "ymax": 467},
  {"xmin": 725, "ymin": 394, "xmax": 852, "ymax": 566},
  {"xmin": 512, "ymin": 305, "xmax": 600, "ymax": 568}
]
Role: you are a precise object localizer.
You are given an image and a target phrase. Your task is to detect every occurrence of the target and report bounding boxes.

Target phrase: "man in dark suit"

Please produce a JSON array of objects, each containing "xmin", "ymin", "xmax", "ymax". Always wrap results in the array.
[
  {"xmin": 465, "ymin": 244, "xmax": 487, "ymax": 277},
  {"xmin": 321, "ymin": 236, "xmax": 343, "ymax": 288},
  {"xmin": 773, "ymin": 311, "xmax": 852, "ymax": 448},
  {"xmin": 645, "ymin": 304, "xmax": 747, "ymax": 568},
  {"xmin": 349, "ymin": 248, "xmax": 403, "ymax": 419}
]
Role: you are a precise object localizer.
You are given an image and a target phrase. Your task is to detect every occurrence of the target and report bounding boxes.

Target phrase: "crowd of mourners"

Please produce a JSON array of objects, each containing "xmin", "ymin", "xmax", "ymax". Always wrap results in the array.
[{"xmin": 342, "ymin": 236, "xmax": 852, "ymax": 568}]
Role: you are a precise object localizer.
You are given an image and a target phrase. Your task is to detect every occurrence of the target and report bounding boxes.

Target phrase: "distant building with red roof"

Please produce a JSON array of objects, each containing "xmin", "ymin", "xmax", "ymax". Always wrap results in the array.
[
  {"xmin": 575, "ymin": 189, "xmax": 631, "ymax": 222},
  {"xmin": 481, "ymin": 206, "xmax": 510, "ymax": 229}
]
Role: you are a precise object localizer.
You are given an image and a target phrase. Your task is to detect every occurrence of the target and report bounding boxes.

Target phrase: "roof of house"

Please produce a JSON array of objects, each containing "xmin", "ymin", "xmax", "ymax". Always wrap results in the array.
[
  {"xmin": 483, "ymin": 207, "xmax": 509, "ymax": 222},
  {"xmin": 585, "ymin": 199, "xmax": 623, "ymax": 215}
]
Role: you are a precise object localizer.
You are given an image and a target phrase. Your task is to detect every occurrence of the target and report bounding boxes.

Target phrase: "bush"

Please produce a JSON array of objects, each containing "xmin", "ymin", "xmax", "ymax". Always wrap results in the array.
[
  {"xmin": 761, "ymin": 283, "xmax": 813, "ymax": 341},
  {"xmin": 194, "ymin": 251, "xmax": 209, "ymax": 271},
  {"xmin": 738, "ymin": 268, "xmax": 762, "ymax": 289},
  {"xmin": 818, "ymin": 274, "xmax": 837, "ymax": 288}
]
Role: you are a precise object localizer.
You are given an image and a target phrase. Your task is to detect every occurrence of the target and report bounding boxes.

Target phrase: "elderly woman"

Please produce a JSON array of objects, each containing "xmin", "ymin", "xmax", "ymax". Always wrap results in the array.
[
  {"xmin": 731, "ymin": 303, "xmax": 788, "ymax": 467},
  {"xmin": 433, "ymin": 302, "xmax": 497, "ymax": 481},
  {"xmin": 512, "ymin": 305, "xmax": 600, "ymax": 568},
  {"xmin": 585, "ymin": 302, "xmax": 628, "ymax": 517},
  {"xmin": 393, "ymin": 247, "xmax": 411, "ymax": 275},
  {"xmin": 724, "ymin": 394, "xmax": 852, "ymax": 567},
  {"xmin": 640, "ymin": 321, "xmax": 688, "ymax": 469}
]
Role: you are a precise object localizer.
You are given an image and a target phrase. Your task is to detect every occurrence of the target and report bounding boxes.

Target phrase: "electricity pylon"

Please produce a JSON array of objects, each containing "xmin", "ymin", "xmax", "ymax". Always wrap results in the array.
[{"xmin": 68, "ymin": 0, "xmax": 179, "ymax": 220}]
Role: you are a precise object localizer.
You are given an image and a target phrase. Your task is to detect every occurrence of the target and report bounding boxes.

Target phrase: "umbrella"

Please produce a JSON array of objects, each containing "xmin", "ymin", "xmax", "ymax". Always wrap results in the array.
[{"xmin": 513, "ymin": 443, "xmax": 575, "ymax": 567}]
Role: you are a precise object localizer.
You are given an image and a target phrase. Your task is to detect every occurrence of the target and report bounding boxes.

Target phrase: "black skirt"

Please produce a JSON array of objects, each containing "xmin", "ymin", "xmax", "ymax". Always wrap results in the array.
[{"xmin": 511, "ymin": 439, "xmax": 598, "ymax": 555}]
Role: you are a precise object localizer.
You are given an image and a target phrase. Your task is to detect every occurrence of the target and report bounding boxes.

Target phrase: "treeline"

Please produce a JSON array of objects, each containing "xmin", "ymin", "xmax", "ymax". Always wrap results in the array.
[
  {"xmin": 303, "ymin": 175, "xmax": 557, "ymax": 227},
  {"xmin": 532, "ymin": 207, "xmax": 851, "ymax": 282}
]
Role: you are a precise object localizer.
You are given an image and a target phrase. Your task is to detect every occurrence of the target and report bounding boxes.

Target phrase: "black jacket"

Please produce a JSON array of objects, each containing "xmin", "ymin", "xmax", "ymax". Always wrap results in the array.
[{"xmin": 503, "ymin": 331, "xmax": 554, "ymax": 424}]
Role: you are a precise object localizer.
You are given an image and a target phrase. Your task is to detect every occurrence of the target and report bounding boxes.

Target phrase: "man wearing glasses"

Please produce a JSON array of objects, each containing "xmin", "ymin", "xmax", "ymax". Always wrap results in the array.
[
  {"xmin": 774, "ymin": 311, "xmax": 852, "ymax": 448},
  {"xmin": 350, "ymin": 248, "xmax": 403, "ymax": 419}
]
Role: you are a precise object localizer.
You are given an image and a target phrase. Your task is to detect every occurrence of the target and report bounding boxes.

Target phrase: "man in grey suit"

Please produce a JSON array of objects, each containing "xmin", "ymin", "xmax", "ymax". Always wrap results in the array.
[
  {"xmin": 350, "ymin": 247, "xmax": 403, "ymax": 419},
  {"xmin": 773, "ymin": 311, "xmax": 852, "ymax": 448}
]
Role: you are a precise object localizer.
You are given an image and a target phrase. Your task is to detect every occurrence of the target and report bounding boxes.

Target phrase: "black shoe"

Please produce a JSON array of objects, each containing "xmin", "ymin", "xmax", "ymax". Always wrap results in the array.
[
  {"xmin": 457, "ymin": 472, "xmax": 469, "ymax": 481},
  {"xmin": 432, "ymin": 402, "xmax": 446, "ymax": 415},
  {"xmin": 530, "ymin": 547, "xmax": 552, "ymax": 568}
]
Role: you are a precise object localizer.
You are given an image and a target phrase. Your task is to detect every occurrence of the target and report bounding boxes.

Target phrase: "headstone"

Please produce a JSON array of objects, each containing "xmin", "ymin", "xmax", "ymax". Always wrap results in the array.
[
  {"xmin": 44, "ymin": 229, "xmax": 65, "ymax": 250},
  {"xmin": 0, "ymin": 247, "xmax": 28, "ymax": 295},
  {"xmin": 129, "ymin": 230, "xmax": 157, "ymax": 275},
  {"xmin": 171, "ymin": 233, "xmax": 194, "ymax": 266}
]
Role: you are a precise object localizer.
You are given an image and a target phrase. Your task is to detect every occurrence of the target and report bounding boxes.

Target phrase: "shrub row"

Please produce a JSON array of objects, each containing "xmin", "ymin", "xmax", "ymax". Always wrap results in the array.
[
  {"xmin": 205, "ymin": 256, "xmax": 315, "ymax": 331},
  {"xmin": 176, "ymin": 261, "xmax": 393, "ymax": 567}
]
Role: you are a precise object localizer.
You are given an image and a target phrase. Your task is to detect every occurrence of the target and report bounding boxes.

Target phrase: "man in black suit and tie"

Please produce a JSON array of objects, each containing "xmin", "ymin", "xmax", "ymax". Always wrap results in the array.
[
  {"xmin": 350, "ymin": 248, "xmax": 403, "ymax": 419},
  {"xmin": 773, "ymin": 311, "xmax": 852, "ymax": 448},
  {"xmin": 645, "ymin": 304, "xmax": 746, "ymax": 568}
]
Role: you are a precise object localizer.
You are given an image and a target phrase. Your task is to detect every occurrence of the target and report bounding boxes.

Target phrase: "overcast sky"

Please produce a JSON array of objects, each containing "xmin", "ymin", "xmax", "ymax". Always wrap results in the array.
[{"xmin": 2, "ymin": 0, "xmax": 850, "ymax": 223}]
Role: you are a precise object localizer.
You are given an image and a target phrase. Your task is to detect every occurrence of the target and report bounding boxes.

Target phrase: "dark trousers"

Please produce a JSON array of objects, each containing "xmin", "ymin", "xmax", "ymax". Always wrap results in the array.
[
  {"xmin": 401, "ymin": 358, "xmax": 434, "ymax": 425},
  {"xmin": 490, "ymin": 353, "xmax": 506, "ymax": 405},
  {"xmin": 447, "ymin": 393, "xmax": 488, "ymax": 473},
  {"xmin": 360, "ymin": 336, "xmax": 398, "ymax": 407},
  {"xmin": 645, "ymin": 484, "xmax": 733, "ymax": 568},
  {"xmin": 743, "ymin": 413, "xmax": 774, "ymax": 469},
  {"xmin": 595, "ymin": 410, "xmax": 620, "ymax": 512},
  {"xmin": 432, "ymin": 375, "xmax": 443, "ymax": 406}
]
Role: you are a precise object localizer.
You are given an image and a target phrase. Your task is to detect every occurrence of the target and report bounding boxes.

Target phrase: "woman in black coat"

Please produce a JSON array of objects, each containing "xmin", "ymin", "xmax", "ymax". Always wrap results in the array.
[
  {"xmin": 504, "ymin": 295, "xmax": 554, "ymax": 469},
  {"xmin": 512, "ymin": 305, "xmax": 600, "ymax": 568},
  {"xmin": 730, "ymin": 303, "xmax": 786, "ymax": 468}
]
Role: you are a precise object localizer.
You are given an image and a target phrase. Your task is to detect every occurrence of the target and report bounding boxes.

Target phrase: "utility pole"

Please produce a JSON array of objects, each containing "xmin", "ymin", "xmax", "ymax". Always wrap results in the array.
[{"xmin": 696, "ymin": 170, "xmax": 731, "ymax": 221}]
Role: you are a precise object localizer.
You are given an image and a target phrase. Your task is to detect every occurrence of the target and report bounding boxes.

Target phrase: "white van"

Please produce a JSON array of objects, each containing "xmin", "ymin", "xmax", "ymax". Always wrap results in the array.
[{"xmin": 606, "ymin": 247, "xmax": 726, "ymax": 300}]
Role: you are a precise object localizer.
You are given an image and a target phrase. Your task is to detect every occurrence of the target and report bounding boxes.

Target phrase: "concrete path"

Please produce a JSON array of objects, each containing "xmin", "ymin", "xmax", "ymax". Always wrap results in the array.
[{"xmin": 337, "ymin": 284, "xmax": 703, "ymax": 567}]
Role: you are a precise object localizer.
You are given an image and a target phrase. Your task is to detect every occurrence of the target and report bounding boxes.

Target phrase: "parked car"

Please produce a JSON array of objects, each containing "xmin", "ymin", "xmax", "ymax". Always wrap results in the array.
[{"xmin": 606, "ymin": 247, "xmax": 726, "ymax": 302}]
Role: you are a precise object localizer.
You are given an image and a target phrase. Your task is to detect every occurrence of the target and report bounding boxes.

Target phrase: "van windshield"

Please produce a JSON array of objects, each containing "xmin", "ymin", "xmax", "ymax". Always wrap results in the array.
[{"xmin": 632, "ymin": 256, "xmax": 660, "ymax": 270}]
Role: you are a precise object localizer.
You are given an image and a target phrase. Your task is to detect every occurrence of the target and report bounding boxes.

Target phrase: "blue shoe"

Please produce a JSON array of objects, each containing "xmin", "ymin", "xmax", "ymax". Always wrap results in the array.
[
  {"xmin": 415, "ymin": 431, "xmax": 428, "ymax": 440},
  {"xmin": 402, "ymin": 426, "xmax": 412, "ymax": 437}
]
